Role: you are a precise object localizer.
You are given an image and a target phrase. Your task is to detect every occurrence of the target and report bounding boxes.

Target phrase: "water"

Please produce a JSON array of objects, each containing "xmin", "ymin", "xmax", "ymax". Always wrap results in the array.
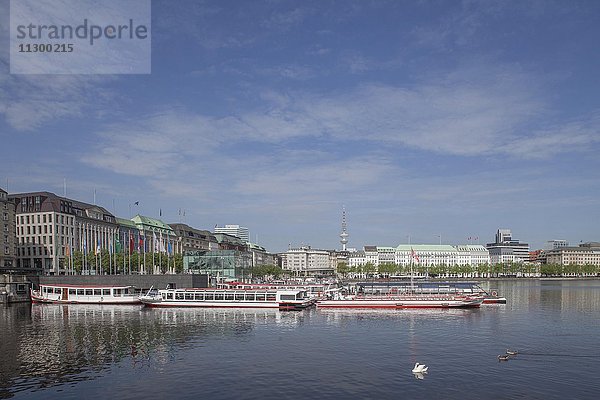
[{"xmin": 2, "ymin": 280, "xmax": 600, "ymax": 399}]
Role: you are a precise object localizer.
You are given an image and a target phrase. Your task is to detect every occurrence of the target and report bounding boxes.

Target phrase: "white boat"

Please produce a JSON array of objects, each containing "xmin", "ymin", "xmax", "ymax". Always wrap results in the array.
[
  {"xmin": 30, "ymin": 284, "xmax": 141, "ymax": 304},
  {"xmin": 139, "ymin": 287, "xmax": 314, "ymax": 310},
  {"xmin": 355, "ymin": 281, "xmax": 507, "ymax": 304},
  {"xmin": 316, "ymin": 290, "xmax": 484, "ymax": 309}
]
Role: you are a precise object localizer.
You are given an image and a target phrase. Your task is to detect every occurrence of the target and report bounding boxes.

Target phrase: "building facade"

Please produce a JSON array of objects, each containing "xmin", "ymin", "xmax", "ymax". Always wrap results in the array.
[
  {"xmin": 214, "ymin": 224, "xmax": 249, "ymax": 243},
  {"xmin": 280, "ymin": 246, "xmax": 333, "ymax": 276},
  {"xmin": 544, "ymin": 242, "xmax": 600, "ymax": 266},
  {"xmin": 486, "ymin": 229, "xmax": 530, "ymax": 264},
  {"xmin": 170, "ymin": 223, "xmax": 218, "ymax": 253},
  {"xmin": 0, "ymin": 188, "xmax": 16, "ymax": 271},
  {"xmin": 10, "ymin": 192, "xmax": 118, "ymax": 275}
]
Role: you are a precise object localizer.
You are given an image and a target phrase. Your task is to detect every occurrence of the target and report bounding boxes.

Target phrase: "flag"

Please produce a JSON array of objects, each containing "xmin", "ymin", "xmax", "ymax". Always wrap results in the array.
[
  {"xmin": 83, "ymin": 238, "xmax": 87, "ymax": 253},
  {"xmin": 159, "ymin": 231, "xmax": 166, "ymax": 253},
  {"xmin": 153, "ymin": 232, "xmax": 158, "ymax": 252},
  {"xmin": 95, "ymin": 238, "xmax": 101, "ymax": 255},
  {"xmin": 129, "ymin": 232, "xmax": 134, "ymax": 253},
  {"xmin": 410, "ymin": 247, "xmax": 420, "ymax": 263},
  {"xmin": 159, "ymin": 208, "xmax": 162, "ymax": 217},
  {"xmin": 167, "ymin": 240, "xmax": 172, "ymax": 255},
  {"xmin": 65, "ymin": 244, "xmax": 70, "ymax": 257},
  {"xmin": 139, "ymin": 234, "xmax": 144, "ymax": 252},
  {"xmin": 109, "ymin": 242, "xmax": 113, "ymax": 254}
]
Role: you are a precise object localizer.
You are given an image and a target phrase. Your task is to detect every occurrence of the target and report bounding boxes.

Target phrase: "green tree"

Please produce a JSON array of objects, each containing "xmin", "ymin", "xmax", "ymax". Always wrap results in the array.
[{"xmin": 336, "ymin": 262, "xmax": 349, "ymax": 277}]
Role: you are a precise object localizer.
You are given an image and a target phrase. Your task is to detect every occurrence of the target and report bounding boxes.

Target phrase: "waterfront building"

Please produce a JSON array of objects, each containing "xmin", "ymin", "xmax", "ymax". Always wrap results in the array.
[
  {"xmin": 280, "ymin": 246, "xmax": 333, "ymax": 276},
  {"xmin": 183, "ymin": 249, "xmax": 252, "ymax": 280},
  {"xmin": 546, "ymin": 240, "xmax": 569, "ymax": 250},
  {"xmin": 247, "ymin": 242, "xmax": 278, "ymax": 267},
  {"xmin": 455, "ymin": 245, "xmax": 490, "ymax": 266},
  {"xmin": 395, "ymin": 245, "xmax": 458, "ymax": 267},
  {"xmin": 10, "ymin": 191, "xmax": 118, "ymax": 275},
  {"xmin": 169, "ymin": 223, "xmax": 218, "ymax": 253},
  {"xmin": 214, "ymin": 233, "xmax": 247, "ymax": 252},
  {"xmin": 544, "ymin": 242, "xmax": 600, "ymax": 266},
  {"xmin": 0, "ymin": 188, "xmax": 17, "ymax": 272},
  {"xmin": 486, "ymin": 229, "xmax": 530, "ymax": 264},
  {"xmin": 131, "ymin": 215, "xmax": 181, "ymax": 255},
  {"xmin": 348, "ymin": 250, "xmax": 366, "ymax": 268},
  {"xmin": 214, "ymin": 224, "xmax": 249, "ymax": 243}
]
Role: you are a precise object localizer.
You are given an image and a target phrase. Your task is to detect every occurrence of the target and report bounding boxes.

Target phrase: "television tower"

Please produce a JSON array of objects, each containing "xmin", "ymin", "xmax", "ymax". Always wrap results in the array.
[{"xmin": 340, "ymin": 206, "xmax": 349, "ymax": 251}]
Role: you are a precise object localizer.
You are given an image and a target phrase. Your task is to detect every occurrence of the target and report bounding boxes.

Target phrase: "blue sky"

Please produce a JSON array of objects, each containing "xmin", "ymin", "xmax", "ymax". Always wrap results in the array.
[{"xmin": 1, "ymin": 0, "xmax": 600, "ymax": 252}]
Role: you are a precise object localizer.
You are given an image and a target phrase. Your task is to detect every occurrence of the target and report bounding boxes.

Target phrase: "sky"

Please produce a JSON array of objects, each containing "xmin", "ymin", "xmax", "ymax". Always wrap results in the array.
[{"xmin": 1, "ymin": 0, "xmax": 600, "ymax": 252}]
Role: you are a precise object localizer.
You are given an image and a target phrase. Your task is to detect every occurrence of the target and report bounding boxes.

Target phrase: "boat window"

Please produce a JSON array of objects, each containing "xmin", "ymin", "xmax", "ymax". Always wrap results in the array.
[
  {"xmin": 54, "ymin": 288, "xmax": 61, "ymax": 294},
  {"xmin": 244, "ymin": 293, "xmax": 255, "ymax": 301},
  {"xmin": 280, "ymin": 294, "xmax": 296, "ymax": 301},
  {"xmin": 175, "ymin": 293, "xmax": 184, "ymax": 300},
  {"xmin": 161, "ymin": 293, "xmax": 166, "ymax": 300},
  {"xmin": 225, "ymin": 293, "xmax": 234, "ymax": 301},
  {"xmin": 166, "ymin": 293, "xmax": 173, "ymax": 300},
  {"xmin": 194, "ymin": 293, "xmax": 203, "ymax": 301},
  {"xmin": 256, "ymin": 294, "xmax": 266, "ymax": 301},
  {"xmin": 114, "ymin": 289, "xmax": 122, "ymax": 296},
  {"xmin": 214, "ymin": 293, "xmax": 224, "ymax": 301},
  {"xmin": 185, "ymin": 293, "xmax": 194, "ymax": 300},
  {"xmin": 235, "ymin": 294, "xmax": 244, "ymax": 301},
  {"xmin": 266, "ymin": 294, "xmax": 276, "ymax": 301},
  {"xmin": 93, "ymin": 289, "xmax": 101, "ymax": 296},
  {"xmin": 68, "ymin": 289, "xmax": 76, "ymax": 295},
  {"xmin": 77, "ymin": 289, "xmax": 84, "ymax": 295},
  {"xmin": 103, "ymin": 289, "xmax": 111, "ymax": 296},
  {"xmin": 85, "ymin": 289, "xmax": 93, "ymax": 296},
  {"xmin": 204, "ymin": 293, "xmax": 214, "ymax": 301}
]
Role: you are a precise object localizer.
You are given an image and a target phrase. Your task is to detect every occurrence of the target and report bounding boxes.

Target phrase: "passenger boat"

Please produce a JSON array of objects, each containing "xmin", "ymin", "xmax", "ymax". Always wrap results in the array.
[
  {"xmin": 217, "ymin": 281, "xmax": 335, "ymax": 300},
  {"xmin": 139, "ymin": 287, "xmax": 314, "ymax": 310},
  {"xmin": 30, "ymin": 284, "xmax": 141, "ymax": 304},
  {"xmin": 316, "ymin": 290, "xmax": 484, "ymax": 309},
  {"xmin": 355, "ymin": 281, "xmax": 507, "ymax": 304}
]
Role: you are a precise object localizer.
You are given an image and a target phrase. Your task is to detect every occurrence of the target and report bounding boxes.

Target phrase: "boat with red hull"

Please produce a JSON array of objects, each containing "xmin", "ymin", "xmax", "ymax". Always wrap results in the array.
[{"xmin": 316, "ymin": 292, "xmax": 484, "ymax": 309}]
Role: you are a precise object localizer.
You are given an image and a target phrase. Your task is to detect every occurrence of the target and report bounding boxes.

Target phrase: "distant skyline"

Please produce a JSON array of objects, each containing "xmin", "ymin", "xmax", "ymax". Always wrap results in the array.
[{"xmin": 2, "ymin": 0, "xmax": 600, "ymax": 252}]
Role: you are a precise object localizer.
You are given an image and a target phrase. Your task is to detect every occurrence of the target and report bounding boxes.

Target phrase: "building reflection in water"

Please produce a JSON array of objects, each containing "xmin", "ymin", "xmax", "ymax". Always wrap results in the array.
[{"xmin": 0, "ymin": 303, "xmax": 304, "ymax": 398}]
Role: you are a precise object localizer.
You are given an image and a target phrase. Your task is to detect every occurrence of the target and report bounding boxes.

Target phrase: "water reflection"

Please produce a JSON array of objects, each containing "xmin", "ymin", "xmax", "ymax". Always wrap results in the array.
[{"xmin": 0, "ymin": 304, "xmax": 305, "ymax": 398}]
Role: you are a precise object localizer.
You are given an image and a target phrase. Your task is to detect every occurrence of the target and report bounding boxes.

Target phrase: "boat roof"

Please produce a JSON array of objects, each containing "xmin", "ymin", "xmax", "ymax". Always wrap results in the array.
[
  {"xmin": 39, "ymin": 284, "xmax": 135, "ymax": 289},
  {"xmin": 356, "ymin": 281, "xmax": 480, "ymax": 288}
]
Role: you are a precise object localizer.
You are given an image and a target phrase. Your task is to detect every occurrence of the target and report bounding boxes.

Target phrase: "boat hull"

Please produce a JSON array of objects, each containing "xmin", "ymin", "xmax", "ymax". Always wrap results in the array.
[
  {"xmin": 140, "ymin": 298, "xmax": 311, "ymax": 310},
  {"xmin": 317, "ymin": 297, "xmax": 483, "ymax": 309}
]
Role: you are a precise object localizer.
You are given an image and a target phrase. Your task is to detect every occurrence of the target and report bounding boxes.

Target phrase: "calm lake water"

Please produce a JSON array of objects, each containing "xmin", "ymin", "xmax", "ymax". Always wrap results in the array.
[{"xmin": 2, "ymin": 280, "xmax": 600, "ymax": 399}]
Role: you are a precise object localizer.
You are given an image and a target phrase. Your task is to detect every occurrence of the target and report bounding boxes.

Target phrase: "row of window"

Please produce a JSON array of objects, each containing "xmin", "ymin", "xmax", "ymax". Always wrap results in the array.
[{"xmin": 166, "ymin": 291, "xmax": 278, "ymax": 302}]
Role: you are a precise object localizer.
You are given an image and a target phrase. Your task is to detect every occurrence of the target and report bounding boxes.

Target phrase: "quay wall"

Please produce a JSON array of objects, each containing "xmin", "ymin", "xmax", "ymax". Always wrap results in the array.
[{"xmin": 1, "ymin": 274, "xmax": 31, "ymax": 303}]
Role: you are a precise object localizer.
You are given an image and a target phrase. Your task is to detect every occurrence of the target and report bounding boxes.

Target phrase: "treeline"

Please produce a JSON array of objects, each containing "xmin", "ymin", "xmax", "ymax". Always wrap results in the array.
[
  {"xmin": 66, "ymin": 250, "xmax": 184, "ymax": 274},
  {"xmin": 336, "ymin": 262, "xmax": 600, "ymax": 278}
]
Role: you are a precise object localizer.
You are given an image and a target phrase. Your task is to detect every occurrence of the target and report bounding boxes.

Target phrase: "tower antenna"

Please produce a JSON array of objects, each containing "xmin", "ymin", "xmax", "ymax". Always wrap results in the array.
[{"xmin": 340, "ymin": 205, "xmax": 349, "ymax": 251}]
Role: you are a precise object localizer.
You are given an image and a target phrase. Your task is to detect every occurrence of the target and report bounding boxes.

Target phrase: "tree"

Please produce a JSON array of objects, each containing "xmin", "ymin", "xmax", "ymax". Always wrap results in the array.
[
  {"xmin": 378, "ymin": 263, "xmax": 396, "ymax": 278},
  {"xmin": 336, "ymin": 262, "xmax": 349, "ymax": 277}
]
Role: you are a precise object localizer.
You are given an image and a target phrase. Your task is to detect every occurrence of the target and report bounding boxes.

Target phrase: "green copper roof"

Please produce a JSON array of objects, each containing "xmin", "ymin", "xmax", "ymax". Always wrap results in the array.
[
  {"xmin": 131, "ymin": 214, "xmax": 174, "ymax": 232},
  {"xmin": 396, "ymin": 244, "xmax": 457, "ymax": 252},
  {"xmin": 116, "ymin": 217, "xmax": 138, "ymax": 229}
]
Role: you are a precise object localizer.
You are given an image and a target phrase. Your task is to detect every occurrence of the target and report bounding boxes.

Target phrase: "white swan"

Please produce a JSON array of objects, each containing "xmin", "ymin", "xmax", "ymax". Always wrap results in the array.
[{"xmin": 412, "ymin": 362, "xmax": 428, "ymax": 373}]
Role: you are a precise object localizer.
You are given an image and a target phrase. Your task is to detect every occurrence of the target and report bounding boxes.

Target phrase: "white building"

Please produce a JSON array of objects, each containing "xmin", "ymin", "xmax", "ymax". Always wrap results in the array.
[
  {"xmin": 214, "ymin": 224, "xmax": 249, "ymax": 243},
  {"xmin": 280, "ymin": 246, "xmax": 333, "ymax": 276},
  {"xmin": 455, "ymin": 245, "xmax": 490, "ymax": 266},
  {"xmin": 395, "ymin": 245, "xmax": 458, "ymax": 267}
]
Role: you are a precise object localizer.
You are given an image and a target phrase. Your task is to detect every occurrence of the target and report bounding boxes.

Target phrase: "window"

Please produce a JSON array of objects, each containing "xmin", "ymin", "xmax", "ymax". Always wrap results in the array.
[
  {"xmin": 77, "ymin": 289, "xmax": 84, "ymax": 295},
  {"xmin": 68, "ymin": 289, "xmax": 76, "ymax": 295},
  {"xmin": 194, "ymin": 293, "xmax": 204, "ymax": 301},
  {"xmin": 85, "ymin": 289, "xmax": 93, "ymax": 296},
  {"xmin": 102, "ymin": 289, "xmax": 110, "ymax": 296},
  {"xmin": 93, "ymin": 289, "xmax": 101, "ymax": 296}
]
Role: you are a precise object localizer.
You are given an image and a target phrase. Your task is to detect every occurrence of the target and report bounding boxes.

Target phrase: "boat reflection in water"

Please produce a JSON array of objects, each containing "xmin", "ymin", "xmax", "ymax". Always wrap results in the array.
[{"xmin": 1, "ymin": 303, "xmax": 305, "ymax": 398}]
